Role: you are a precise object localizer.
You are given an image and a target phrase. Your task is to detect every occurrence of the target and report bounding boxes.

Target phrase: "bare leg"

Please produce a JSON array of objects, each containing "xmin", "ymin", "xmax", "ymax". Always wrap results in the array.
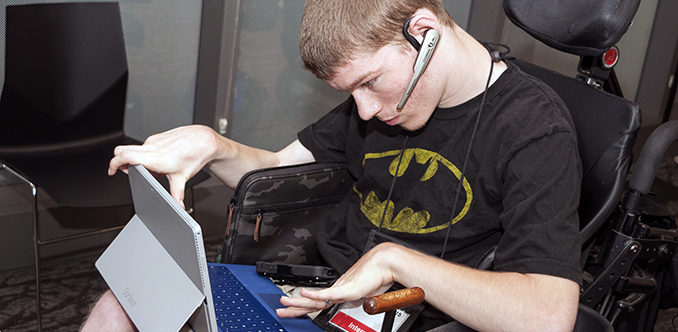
[{"xmin": 80, "ymin": 290, "xmax": 136, "ymax": 332}]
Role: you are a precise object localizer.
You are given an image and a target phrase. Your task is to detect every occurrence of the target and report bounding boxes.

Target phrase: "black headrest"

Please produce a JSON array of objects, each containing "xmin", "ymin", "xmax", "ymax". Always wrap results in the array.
[{"xmin": 503, "ymin": 0, "xmax": 641, "ymax": 57}]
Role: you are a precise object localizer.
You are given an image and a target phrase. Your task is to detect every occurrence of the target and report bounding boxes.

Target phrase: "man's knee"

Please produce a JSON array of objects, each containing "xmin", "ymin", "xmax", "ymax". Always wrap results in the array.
[{"xmin": 80, "ymin": 290, "xmax": 136, "ymax": 332}]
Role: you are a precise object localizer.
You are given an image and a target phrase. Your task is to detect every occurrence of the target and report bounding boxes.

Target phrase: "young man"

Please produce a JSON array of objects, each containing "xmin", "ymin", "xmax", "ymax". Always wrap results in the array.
[{"xmin": 82, "ymin": 0, "xmax": 582, "ymax": 331}]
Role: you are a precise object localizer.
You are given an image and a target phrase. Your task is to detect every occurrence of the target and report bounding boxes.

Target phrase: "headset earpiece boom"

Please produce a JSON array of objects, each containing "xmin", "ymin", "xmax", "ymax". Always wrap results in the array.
[
  {"xmin": 397, "ymin": 19, "xmax": 440, "ymax": 110},
  {"xmin": 402, "ymin": 17, "xmax": 422, "ymax": 51}
]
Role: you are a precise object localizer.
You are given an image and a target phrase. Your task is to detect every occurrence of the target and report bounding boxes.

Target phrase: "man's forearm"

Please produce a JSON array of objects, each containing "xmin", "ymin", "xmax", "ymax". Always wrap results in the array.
[
  {"xmin": 208, "ymin": 138, "xmax": 316, "ymax": 189},
  {"xmin": 382, "ymin": 243, "xmax": 579, "ymax": 332},
  {"xmin": 207, "ymin": 137, "xmax": 281, "ymax": 188}
]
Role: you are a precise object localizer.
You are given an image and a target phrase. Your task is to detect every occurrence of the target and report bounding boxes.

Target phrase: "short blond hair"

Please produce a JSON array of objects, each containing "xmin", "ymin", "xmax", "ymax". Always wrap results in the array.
[{"xmin": 299, "ymin": 0, "xmax": 454, "ymax": 81}]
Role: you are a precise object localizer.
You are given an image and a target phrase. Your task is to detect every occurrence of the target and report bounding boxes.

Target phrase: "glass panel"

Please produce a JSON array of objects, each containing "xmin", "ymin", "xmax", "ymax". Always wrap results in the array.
[
  {"xmin": 118, "ymin": 0, "xmax": 202, "ymax": 140},
  {"xmin": 230, "ymin": 0, "xmax": 347, "ymax": 151},
  {"xmin": 443, "ymin": 0, "xmax": 471, "ymax": 30},
  {"xmin": 231, "ymin": 0, "xmax": 472, "ymax": 151}
]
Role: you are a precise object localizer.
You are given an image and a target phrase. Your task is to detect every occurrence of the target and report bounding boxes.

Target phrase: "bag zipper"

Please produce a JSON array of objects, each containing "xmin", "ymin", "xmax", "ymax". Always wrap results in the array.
[
  {"xmin": 223, "ymin": 162, "xmax": 350, "ymax": 252},
  {"xmin": 224, "ymin": 195, "xmax": 345, "ymax": 240},
  {"xmin": 254, "ymin": 209, "xmax": 263, "ymax": 242}
]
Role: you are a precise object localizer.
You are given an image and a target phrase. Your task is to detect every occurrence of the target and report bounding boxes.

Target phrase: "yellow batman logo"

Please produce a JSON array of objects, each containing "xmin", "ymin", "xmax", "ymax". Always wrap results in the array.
[{"xmin": 356, "ymin": 148, "xmax": 472, "ymax": 234}]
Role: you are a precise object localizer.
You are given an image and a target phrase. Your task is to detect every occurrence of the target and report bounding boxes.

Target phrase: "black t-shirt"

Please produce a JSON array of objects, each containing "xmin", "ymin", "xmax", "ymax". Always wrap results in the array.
[{"xmin": 298, "ymin": 61, "xmax": 582, "ymax": 329}]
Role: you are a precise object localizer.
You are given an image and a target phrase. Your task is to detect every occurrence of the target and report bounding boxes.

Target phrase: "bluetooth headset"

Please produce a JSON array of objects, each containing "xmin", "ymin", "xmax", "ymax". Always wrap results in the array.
[
  {"xmin": 397, "ymin": 18, "xmax": 508, "ymax": 110},
  {"xmin": 397, "ymin": 17, "xmax": 440, "ymax": 110}
]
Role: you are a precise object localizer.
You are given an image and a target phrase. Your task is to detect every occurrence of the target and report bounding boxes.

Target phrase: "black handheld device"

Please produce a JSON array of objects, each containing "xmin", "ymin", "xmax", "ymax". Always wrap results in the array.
[{"xmin": 256, "ymin": 261, "xmax": 338, "ymax": 287}]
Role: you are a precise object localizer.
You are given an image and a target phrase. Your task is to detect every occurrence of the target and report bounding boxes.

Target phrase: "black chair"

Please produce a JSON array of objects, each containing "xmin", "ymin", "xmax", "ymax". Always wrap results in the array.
[
  {"xmin": 0, "ymin": 3, "xmax": 136, "ymax": 207},
  {"xmin": 0, "ymin": 3, "xmax": 207, "ymax": 331},
  {"xmin": 504, "ymin": 1, "xmax": 678, "ymax": 331},
  {"xmin": 511, "ymin": 59, "xmax": 640, "ymax": 254}
]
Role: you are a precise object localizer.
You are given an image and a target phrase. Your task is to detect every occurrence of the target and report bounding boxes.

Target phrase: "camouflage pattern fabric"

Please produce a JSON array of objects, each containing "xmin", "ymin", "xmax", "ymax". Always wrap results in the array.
[{"xmin": 221, "ymin": 163, "xmax": 353, "ymax": 265}]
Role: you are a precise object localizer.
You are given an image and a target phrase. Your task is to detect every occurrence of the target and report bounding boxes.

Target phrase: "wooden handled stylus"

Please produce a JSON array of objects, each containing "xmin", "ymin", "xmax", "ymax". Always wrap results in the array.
[{"xmin": 363, "ymin": 287, "xmax": 425, "ymax": 315}]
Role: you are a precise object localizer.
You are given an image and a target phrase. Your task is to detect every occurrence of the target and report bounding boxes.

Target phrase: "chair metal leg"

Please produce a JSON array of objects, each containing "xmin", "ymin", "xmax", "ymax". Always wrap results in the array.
[
  {"xmin": 31, "ymin": 183, "xmax": 42, "ymax": 332},
  {"xmin": 1, "ymin": 165, "xmax": 42, "ymax": 331},
  {"xmin": 28, "ymin": 184, "xmax": 127, "ymax": 332}
]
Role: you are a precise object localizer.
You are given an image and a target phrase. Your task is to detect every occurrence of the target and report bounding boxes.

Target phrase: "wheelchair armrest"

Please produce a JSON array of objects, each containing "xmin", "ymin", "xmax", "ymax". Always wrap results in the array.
[{"xmin": 630, "ymin": 121, "xmax": 678, "ymax": 195}]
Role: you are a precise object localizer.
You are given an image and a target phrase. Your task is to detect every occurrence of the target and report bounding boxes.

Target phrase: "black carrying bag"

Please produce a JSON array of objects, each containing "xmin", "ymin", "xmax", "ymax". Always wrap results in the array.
[{"xmin": 218, "ymin": 162, "xmax": 353, "ymax": 265}]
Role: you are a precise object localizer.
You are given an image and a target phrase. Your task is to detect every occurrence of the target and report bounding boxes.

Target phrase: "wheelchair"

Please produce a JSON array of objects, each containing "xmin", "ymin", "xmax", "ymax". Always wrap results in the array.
[
  {"xmin": 225, "ymin": 0, "xmax": 678, "ymax": 331},
  {"xmin": 503, "ymin": 0, "xmax": 678, "ymax": 331}
]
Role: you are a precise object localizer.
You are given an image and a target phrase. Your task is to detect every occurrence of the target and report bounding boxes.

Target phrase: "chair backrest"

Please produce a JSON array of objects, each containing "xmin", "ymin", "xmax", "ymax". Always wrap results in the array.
[
  {"xmin": 512, "ymin": 59, "xmax": 641, "ymax": 246},
  {"xmin": 503, "ymin": 0, "xmax": 641, "ymax": 57},
  {"xmin": 0, "ymin": 2, "xmax": 128, "ymax": 147}
]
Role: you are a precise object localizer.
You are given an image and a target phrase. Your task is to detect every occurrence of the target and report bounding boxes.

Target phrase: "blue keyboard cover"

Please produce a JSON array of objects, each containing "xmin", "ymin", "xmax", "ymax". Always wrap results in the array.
[{"xmin": 209, "ymin": 264, "xmax": 286, "ymax": 332}]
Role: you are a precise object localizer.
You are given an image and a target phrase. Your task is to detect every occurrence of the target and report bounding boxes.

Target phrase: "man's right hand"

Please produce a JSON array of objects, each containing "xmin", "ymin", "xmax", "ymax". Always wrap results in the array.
[
  {"xmin": 109, "ymin": 125, "xmax": 220, "ymax": 208},
  {"xmin": 108, "ymin": 124, "xmax": 316, "ymax": 208}
]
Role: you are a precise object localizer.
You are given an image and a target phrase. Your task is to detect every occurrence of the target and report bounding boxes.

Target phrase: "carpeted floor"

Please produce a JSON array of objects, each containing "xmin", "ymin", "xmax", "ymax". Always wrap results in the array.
[
  {"xmin": 0, "ymin": 238, "xmax": 221, "ymax": 332},
  {"xmin": 0, "ymin": 258, "xmax": 110, "ymax": 332},
  {"xmin": 4, "ymin": 154, "xmax": 678, "ymax": 331}
]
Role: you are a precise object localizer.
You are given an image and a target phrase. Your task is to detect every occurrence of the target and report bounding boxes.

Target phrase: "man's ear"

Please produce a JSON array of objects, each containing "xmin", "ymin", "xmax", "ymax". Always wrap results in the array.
[{"xmin": 405, "ymin": 8, "xmax": 442, "ymax": 44}]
